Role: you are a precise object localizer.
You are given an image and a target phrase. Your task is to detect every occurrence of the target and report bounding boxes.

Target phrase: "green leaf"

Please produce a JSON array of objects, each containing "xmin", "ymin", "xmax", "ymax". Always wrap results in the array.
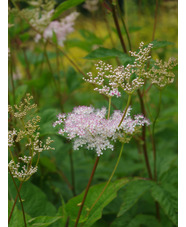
[
  {"xmin": 150, "ymin": 40, "xmax": 174, "ymax": 49},
  {"xmin": 8, "ymin": 178, "xmax": 57, "ymax": 217},
  {"xmin": 160, "ymin": 167, "xmax": 178, "ymax": 185},
  {"xmin": 8, "ymin": 200, "xmax": 31, "ymax": 227},
  {"xmin": 151, "ymin": 183, "xmax": 178, "ymax": 225},
  {"xmin": 84, "ymin": 47, "xmax": 133, "ymax": 62},
  {"xmin": 126, "ymin": 214, "xmax": 162, "ymax": 227},
  {"xmin": 15, "ymin": 84, "xmax": 28, "ymax": 104},
  {"xmin": 66, "ymin": 178, "xmax": 129, "ymax": 226},
  {"xmin": 84, "ymin": 47, "xmax": 122, "ymax": 59},
  {"xmin": 117, "ymin": 179, "xmax": 153, "ymax": 217},
  {"xmin": 28, "ymin": 216, "xmax": 62, "ymax": 226},
  {"xmin": 56, "ymin": 198, "xmax": 69, "ymax": 226},
  {"xmin": 52, "ymin": 0, "xmax": 85, "ymax": 20}
]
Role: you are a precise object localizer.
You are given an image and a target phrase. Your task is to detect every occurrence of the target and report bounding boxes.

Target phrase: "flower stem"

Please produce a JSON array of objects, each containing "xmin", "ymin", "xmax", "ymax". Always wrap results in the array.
[
  {"xmin": 101, "ymin": 3, "xmax": 115, "ymax": 48},
  {"xmin": 69, "ymin": 149, "xmax": 76, "ymax": 196},
  {"xmin": 86, "ymin": 143, "xmax": 124, "ymax": 218},
  {"xmin": 118, "ymin": 95, "xmax": 131, "ymax": 127},
  {"xmin": 116, "ymin": 1, "xmax": 132, "ymax": 51},
  {"xmin": 74, "ymin": 157, "xmax": 100, "ymax": 227},
  {"xmin": 137, "ymin": 89, "xmax": 153, "ymax": 179},
  {"xmin": 107, "ymin": 97, "xmax": 112, "ymax": 119},
  {"xmin": 8, "ymin": 173, "xmax": 26, "ymax": 226},
  {"xmin": 109, "ymin": 0, "xmax": 127, "ymax": 53}
]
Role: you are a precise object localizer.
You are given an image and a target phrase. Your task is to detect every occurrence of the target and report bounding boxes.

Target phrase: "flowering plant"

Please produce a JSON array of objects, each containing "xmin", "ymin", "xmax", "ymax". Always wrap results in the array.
[{"xmin": 8, "ymin": 0, "xmax": 178, "ymax": 227}]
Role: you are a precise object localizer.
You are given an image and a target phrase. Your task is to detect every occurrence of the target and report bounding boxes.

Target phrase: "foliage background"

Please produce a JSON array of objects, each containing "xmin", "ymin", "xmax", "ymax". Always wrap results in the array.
[{"xmin": 8, "ymin": 0, "xmax": 178, "ymax": 226}]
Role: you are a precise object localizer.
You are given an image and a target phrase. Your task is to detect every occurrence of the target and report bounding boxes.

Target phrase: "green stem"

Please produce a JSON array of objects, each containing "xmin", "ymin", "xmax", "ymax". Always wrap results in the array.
[
  {"xmin": 107, "ymin": 97, "xmax": 112, "ymax": 119},
  {"xmin": 74, "ymin": 157, "xmax": 100, "ymax": 227},
  {"xmin": 8, "ymin": 175, "xmax": 25, "ymax": 226},
  {"xmin": 8, "ymin": 147, "xmax": 15, "ymax": 163},
  {"xmin": 85, "ymin": 143, "xmax": 124, "ymax": 218},
  {"xmin": 118, "ymin": 95, "xmax": 131, "ymax": 127},
  {"xmin": 69, "ymin": 150, "xmax": 76, "ymax": 196}
]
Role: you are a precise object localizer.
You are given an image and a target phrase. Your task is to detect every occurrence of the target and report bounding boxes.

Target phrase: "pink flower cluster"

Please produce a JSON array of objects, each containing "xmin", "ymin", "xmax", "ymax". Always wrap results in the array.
[
  {"xmin": 35, "ymin": 12, "xmax": 79, "ymax": 46},
  {"xmin": 53, "ymin": 106, "xmax": 150, "ymax": 156}
]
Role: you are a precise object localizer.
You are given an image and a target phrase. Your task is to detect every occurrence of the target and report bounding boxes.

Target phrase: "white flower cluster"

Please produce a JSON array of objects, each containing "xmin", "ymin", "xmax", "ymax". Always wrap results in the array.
[
  {"xmin": 53, "ymin": 106, "xmax": 150, "ymax": 156},
  {"xmin": 84, "ymin": 42, "xmax": 177, "ymax": 94},
  {"xmin": 84, "ymin": 42, "xmax": 154, "ymax": 96},
  {"xmin": 84, "ymin": 61, "xmax": 122, "ymax": 97},
  {"xmin": 83, "ymin": 0, "xmax": 99, "ymax": 12},
  {"xmin": 147, "ymin": 57, "xmax": 177, "ymax": 88},
  {"xmin": 9, "ymin": 160, "xmax": 38, "ymax": 181},
  {"xmin": 19, "ymin": 0, "xmax": 56, "ymax": 32},
  {"xmin": 35, "ymin": 11, "xmax": 79, "ymax": 46},
  {"xmin": 8, "ymin": 94, "xmax": 54, "ymax": 181},
  {"xmin": 8, "ymin": 129, "xmax": 17, "ymax": 147},
  {"xmin": 8, "ymin": 126, "xmax": 54, "ymax": 181}
]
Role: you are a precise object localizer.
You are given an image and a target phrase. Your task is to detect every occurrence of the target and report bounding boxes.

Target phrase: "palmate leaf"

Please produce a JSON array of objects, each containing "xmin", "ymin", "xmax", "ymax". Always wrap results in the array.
[
  {"xmin": 117, "ymin": 179, "xmax": 153, "ymax": 217},
  {"xmin": 65, "ymin": 178, "xmax": 129, "ymax": 227},
  {"xmin": 52, "ymin": 0, "xmax": 85, "ymax": 20}
]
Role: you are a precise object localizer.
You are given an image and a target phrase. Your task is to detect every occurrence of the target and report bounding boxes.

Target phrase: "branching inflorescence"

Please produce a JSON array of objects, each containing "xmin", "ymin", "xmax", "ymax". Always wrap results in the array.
[
  {"xmin": 84, "ymin": 42, "xmax": 177, "ymax": 96},
  {"xmin": 8, "ymin": 94, "xmax": 54, "ymax": 182}
]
